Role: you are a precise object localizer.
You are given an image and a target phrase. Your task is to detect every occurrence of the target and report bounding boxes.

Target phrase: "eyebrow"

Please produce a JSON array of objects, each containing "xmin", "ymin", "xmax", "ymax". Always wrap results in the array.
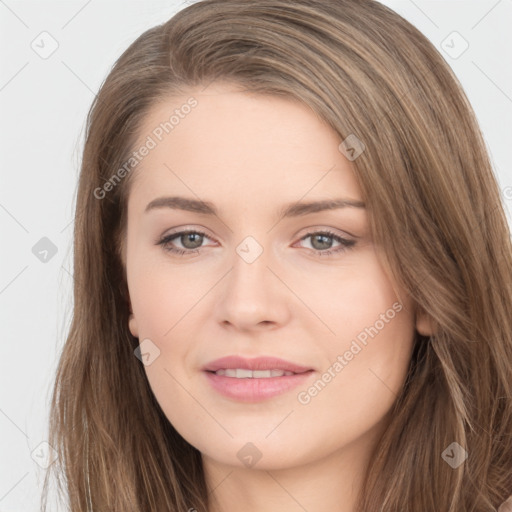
[{"xmin": 144, "ymin": 196, "xmax": 365, "ymax": 218}]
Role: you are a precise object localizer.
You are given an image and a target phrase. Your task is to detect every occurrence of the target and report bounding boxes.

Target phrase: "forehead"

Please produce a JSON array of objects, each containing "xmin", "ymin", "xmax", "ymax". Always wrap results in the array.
[{"xmin": 127, "ymin": 83, "xmax": 363, "ymax": 214}]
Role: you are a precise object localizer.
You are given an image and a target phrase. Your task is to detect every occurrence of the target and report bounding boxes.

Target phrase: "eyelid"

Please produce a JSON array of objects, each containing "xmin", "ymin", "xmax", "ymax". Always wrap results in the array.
[
  {"xmin": 294, "ymin": 225, "xmax": 357, "ymax": 240},
  {"xmin": 159, "ymin": 225, "xmax": 218, "ymax": 242}
]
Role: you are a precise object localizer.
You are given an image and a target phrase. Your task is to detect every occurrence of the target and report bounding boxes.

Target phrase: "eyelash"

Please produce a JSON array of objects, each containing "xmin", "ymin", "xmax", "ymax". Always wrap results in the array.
[{"xmin": 156, "ymin": 229, "xmax": 356, "ymax": 257}]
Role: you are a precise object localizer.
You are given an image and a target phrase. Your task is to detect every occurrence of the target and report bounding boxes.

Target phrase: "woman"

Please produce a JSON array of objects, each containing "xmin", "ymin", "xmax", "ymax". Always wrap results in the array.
[{"xmin": 42, "ymin": 0, "xmax": 512, "ymax": 510}]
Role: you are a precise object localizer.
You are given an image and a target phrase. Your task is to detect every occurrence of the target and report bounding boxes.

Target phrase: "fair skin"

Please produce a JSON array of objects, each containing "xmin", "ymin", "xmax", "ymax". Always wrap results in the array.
[{"xmin": 124, "ymin": 82, "xmax": 433, "ymax": 512}]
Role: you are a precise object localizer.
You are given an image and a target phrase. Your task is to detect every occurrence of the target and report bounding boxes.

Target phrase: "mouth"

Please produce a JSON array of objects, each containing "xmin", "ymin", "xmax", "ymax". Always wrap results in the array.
[{"xmin": 201, "ymin": 356, "xmax": 315, "ymax": 402}]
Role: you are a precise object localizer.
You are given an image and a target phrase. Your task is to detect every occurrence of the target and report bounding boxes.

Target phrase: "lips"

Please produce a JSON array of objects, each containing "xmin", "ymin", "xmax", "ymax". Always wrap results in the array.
[
  {"xmin": 201, "ymin": 355, "xmax": 315, "ymax": 401},
  {"xmin": 202, "ymin": 355, "xmax": 313, "ymax": 374}
]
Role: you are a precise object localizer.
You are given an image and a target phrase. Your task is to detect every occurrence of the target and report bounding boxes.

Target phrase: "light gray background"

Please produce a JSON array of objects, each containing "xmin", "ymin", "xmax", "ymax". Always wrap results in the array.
[{"xmin": 1, "ymin": 1, "xmax": 511, "ymax": 510}]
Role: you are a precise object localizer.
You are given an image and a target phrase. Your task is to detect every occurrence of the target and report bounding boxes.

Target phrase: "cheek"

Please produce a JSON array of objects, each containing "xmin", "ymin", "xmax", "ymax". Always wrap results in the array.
[
  {"xmin": 127, "ymin": 259, "xmax": 210, "ymax": 392},
  {"xmin": 291, "ymin": 250, "xmax": 412, "ymax": 344},
  {"xmin": 127, "ymin": 264, "xmax": 200, "ymax": 426},
  {"xmin": 292, "ymin": 253, "xmax": 416, "ymax": 422},
  {"xmin": 127, "ymin": 256, "xmax": 210, "ymax": 337}
]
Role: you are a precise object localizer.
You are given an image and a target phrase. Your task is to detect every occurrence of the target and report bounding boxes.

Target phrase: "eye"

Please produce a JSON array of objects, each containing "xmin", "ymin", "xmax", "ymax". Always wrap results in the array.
[
  {"xmin": 157, "ymin": 229, "xmax": 215, "ymax": 256},
  {"xmin": 296, "ymin": 229, "xmax": 356, "ymax": 256}
]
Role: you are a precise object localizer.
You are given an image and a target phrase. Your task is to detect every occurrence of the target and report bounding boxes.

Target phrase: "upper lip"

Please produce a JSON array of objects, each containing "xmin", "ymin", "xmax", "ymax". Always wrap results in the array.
[{"xmin": 202, "ymin": 355, "xmax": 313, "ymax": 374}]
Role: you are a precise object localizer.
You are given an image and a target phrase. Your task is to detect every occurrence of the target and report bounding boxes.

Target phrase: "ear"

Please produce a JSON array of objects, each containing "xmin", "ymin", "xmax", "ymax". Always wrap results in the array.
[
  {"xmin": 128, "ymin": 308, "xmax": 139, "ymax": 338},
  {"xmin": 121, "ymin": 280, "xmax": 138, "ymax": 337},
  {"xmin": 415, "ymin": 306, "xmax": 436, "ymax": 337}
]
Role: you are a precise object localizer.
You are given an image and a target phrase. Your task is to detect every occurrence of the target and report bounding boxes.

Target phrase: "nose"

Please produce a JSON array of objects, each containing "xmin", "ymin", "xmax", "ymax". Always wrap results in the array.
[{"xmin": 215, "ymin": 237, "xmax": 291, "ymax": 332}]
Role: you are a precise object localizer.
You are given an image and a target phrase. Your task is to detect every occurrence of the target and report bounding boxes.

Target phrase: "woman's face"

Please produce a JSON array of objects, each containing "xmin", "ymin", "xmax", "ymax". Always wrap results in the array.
[{"xmin": 124, "ymin": 82, "xmax": 428, "ymax": 473}]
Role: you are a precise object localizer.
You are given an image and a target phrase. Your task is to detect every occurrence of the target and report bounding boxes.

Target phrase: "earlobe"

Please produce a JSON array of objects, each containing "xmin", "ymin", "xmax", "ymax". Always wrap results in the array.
[
  {"xmin": 415, "ymin": 308, "xmax": 436, "ymax": 337},
  {"xmin": 128, "ymin": 313, "xmax": 139, "ymax": 338}
]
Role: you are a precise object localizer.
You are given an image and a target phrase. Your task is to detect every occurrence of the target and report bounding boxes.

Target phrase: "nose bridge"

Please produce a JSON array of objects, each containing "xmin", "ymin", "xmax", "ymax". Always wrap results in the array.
[
  {"xmin": 235, "ymin": 234, "xmax": 266, "ymax": 268},
  {"xmin": 230, "ymin": 234, "xmax": 270, "ymax": 294},
  {"xmin": 217, "ymin": 233, "xmax": 288, "ymax": 328}
]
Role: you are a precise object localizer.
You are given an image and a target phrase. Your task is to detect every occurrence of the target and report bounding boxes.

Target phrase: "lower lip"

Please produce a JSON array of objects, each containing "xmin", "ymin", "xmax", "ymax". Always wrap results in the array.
[{"xmin": 203, "ymin": 370, "xmax": 315, "ymax": 402}]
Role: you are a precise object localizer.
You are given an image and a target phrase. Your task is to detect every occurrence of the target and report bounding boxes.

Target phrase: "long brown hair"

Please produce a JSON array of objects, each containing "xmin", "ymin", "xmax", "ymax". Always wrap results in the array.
[{"xmin": 42, "ymin": 1, "xmax": 512, "ymax": 510}]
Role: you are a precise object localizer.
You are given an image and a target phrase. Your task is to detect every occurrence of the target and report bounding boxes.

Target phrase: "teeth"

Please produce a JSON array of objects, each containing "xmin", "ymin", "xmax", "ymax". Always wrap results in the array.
[{"xmin": 214, "ymin": 369, "xmax": 295, "ymax": 378}]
